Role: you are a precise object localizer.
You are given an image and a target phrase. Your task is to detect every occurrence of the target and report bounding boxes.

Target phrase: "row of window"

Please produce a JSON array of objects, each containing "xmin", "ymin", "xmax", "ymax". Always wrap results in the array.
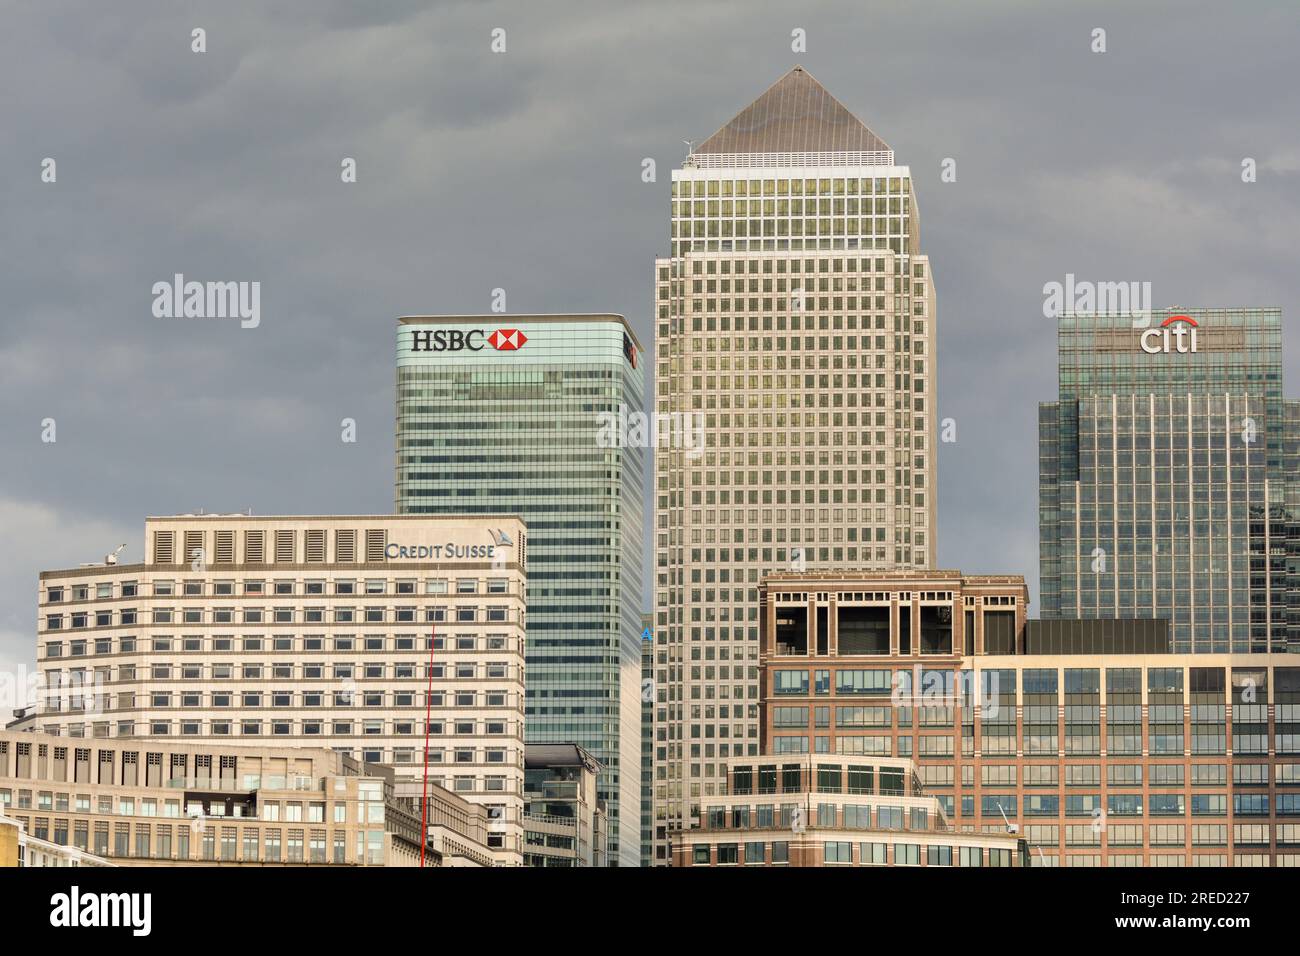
[
  {"xmin": 769, "ymin": 731, "xmax": 1300, "ymax": 758},
  {"xmin": 704, "ymin": 802, "xmax": 932, "ymax": 833},
  {"xmin": 668, "ymin": 236, "xmax": 912, "ymax": 256},
  {"xmin": 948, "ymin": 762, "xmax": 1294, "ymax": 787},
  {"xmin": 5, "ymin": 790, "xmax": 364, "ymax": 823},
  {"xmin": 675, "ymin": 200, "xmax": 910, "ymax": 219},
  {"xmin": 773, "ymin": 666, "xmax": 1300, "ymax": 700},
  {"xmin": 49, "ymin": 660, "xmax": 514, "ymax": 683},
  {"xmin": 45, "ymin": 632, "xmax": 517, "ymax": 657},
  {"xmin": 46, "ymin": 689, "xmax": 517, "ymax": 711},
  {"xmin": 785, "ymin": 762, "xmax": 1300, "ymax": 790},
  {"xmin": 960, "ymin": 793, "xmax": 1292, "ymax": 818},
  {"xmin": 45, "ymin": 604, "xmax": 512, "ymax": 632},
  {"xmin": 1031, "ymin": 853, "xmax": 1291, "ymax": 866},
  {"xmin": 1023, "ymin": 822, "xmax": 1300, "ymax": 847},
  {"xmin": 38, "ymin": 720, "xmax": 517, "ymax": 741},
  {"xmin": 8, "ymin": 817, "xmax": 391, "ymax": 865},
  {"xmin": 46, "ymin": 578, "xmax": 510, "ymax": 603},
  {"xmin": 673, "ymin": 178, "xmax": 913, "ymax": 199},
  {"xmin": 730, "ymin": 763, "xmax": 910, "ymax": 797},
  {"xmin": 690, "ymin": 840, "xmax": 1012, "ymax": 867}
]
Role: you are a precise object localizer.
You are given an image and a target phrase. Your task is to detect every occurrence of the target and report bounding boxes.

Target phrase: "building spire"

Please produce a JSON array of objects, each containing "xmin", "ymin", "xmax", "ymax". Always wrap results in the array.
[{"xmin": 695, "ymin": 65, "xmax": 890, "ymax": 155}]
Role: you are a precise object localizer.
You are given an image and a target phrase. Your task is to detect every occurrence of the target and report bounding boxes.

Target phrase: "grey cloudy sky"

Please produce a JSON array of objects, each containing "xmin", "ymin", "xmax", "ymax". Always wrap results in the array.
[{"xmin": 2, "ymin": 0, "xmax": 1298, "ymax": 711}]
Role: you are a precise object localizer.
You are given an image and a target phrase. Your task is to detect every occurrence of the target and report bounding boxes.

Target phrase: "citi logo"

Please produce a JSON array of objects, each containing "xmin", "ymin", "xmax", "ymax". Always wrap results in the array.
[
  {"xmin": 1140, "ymin": 315, "xmax": 1198, "ymax": 354},
  {"xmin": 410, "ymin": 329, "xmax": 527, "ymax": 352}
]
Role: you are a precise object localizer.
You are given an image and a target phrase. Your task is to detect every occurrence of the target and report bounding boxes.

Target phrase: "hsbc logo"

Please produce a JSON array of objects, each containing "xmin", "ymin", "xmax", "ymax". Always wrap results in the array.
[
  {"xmin": 487, "ymin": 329, "xmax": 526, "ymax": 350},
  {"xmin": 410, "ymin": 328, "xmax": 528, "ymax": 353},
  {"xmin": 1140, "ymin": 315, "xmax": 1198, "ymax": 354}
]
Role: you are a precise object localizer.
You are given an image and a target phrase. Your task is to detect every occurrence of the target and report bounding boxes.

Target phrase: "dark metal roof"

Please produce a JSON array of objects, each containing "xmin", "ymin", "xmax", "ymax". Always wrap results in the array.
[
  {"xmin": 695, "ymin": 66, "xmax": 889, "ymax": 155},
  {"xmin": 1024, "ymin": 618, "xmax": 1172, "ymax": 655},
  {"xmin": 525, "ymin": 743, "xmax": 603, "ymax": 774}
]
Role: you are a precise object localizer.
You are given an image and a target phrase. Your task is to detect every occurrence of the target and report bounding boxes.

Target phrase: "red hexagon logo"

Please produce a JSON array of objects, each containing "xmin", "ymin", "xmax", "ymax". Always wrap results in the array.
[{"xmin": 487, "ymin": 329, "xmax": 527, "ymax": 351}]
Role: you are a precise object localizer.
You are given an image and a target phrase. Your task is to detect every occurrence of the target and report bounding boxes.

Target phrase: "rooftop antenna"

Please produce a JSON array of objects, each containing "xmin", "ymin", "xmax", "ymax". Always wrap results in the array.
[
  {"xmin": 683, "ymin": 139, "xmax": 695, "ymax": 163},
  {"xmin": 105, "ymin": 543, "xmax": 127, "ymax": 566}
]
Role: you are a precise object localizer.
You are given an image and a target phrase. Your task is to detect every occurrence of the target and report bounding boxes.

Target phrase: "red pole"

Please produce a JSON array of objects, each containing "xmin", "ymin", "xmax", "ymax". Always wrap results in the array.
[{"xmin": 420, "ymin": 624, "xmax": 435, "ymax": 866}]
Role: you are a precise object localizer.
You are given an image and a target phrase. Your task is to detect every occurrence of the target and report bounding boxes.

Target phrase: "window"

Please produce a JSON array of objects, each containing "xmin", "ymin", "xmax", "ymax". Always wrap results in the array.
[
  {"xmin": 893, "ymin": 843, "xmax": 920, "ymax": 866},
  {"xmin": 773, "ymin": 670, "xmax": 809, "ymax": 695},
  {"xmin": 1192, "ymin": 793, "xmax": 1227, "ymax": 816},
  {"xmin": 927, "ymin": 844, "xmax": 953, "ymax": 866},
  {"xmin": 824, "ymin": 841, "xmax": 852, "ymax": 863},
  {"xmin": 860, "ymin": 842, "xmax": 887, "ymax": 865},
  {"xmin": 815, "ymin": 764, "xmax": 842, "ymax": 793},
  {"xmin": 877, "ymin": 806, "xmax": 903, "ymax": 830},
  {"xmin": 1233, "ymin": 794, "xmax": 1269, "ymax": 816},
  {"xmin": 981, "ymin": 795, "xmax": 1017, "ymax": 818}
]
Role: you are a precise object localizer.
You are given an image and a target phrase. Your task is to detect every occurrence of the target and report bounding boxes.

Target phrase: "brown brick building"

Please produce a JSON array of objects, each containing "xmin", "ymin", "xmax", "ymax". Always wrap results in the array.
[{"xmin": 674, "ymin": 570, "xmax": 1300, "ymax": 866}]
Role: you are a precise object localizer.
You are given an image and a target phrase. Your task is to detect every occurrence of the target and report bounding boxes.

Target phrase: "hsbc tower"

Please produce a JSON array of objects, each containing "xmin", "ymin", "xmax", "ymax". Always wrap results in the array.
[{"xmin": 395, "ymin": 314, "xmax": 646, "ymax": 866}]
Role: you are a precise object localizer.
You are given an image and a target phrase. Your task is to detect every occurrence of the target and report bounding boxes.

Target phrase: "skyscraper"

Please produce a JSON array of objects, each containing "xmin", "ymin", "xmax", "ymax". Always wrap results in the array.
[
  {"xmin": 1039, "ymin": 307, "xmax": 1300, "ymax": 653},
  {"xmin": 651, "ymin": 67, "xmax": 938, "ymax": 862},
  {"xmin": 395, "ymin": 314, "xmax": 645, "ymax": 866}
]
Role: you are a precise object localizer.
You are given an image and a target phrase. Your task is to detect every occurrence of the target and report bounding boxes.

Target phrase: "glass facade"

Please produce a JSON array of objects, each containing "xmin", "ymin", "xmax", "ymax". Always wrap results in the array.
[
  {"xmin": 763, "ymin": 658, "xmax": 1300, "ymax": 861},
  {"xmin": 1039, "ymin": 308, "xmax": 1300, "ymax": 653},
  {"xmin": 395, "ymin": 317, "xmax": 645, "ymax": 866}
]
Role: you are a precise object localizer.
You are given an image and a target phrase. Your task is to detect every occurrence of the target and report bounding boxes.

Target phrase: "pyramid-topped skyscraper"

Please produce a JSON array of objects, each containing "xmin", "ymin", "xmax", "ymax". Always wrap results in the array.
[
  {"xmin": 650, "ymin": 67, "xmax": 938, "ymax": 862},
  {"xmin": 694, "ymin": 65, "xmax": 892, "ymax": 156}
]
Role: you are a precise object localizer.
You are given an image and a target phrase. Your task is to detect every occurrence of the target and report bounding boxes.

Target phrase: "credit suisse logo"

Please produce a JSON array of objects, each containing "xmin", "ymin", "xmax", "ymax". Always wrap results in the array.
[{"xmin": 410, "ymin": 328, "xmax": 528, "ymax": 352}]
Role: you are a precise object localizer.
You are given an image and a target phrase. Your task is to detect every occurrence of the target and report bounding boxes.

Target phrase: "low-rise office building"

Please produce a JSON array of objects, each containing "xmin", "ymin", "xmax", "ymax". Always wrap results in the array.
[
  {"xmin": 0, "ymin": 730, "xmax": 496, "ymax": 867},
  {"xmin": 673, "ymin": 753, "xmax": 1027, "ymax": 867},
  {"xmin": 33, "ymin": 514, "xmax": 527, "ymax": 864},
  {"xmin": 523, "ymin": 744, "xmax": 605, "ymax": 867},
  {"xmin": 1, "ymin": 813, "xmax": 115, "ymax": 867},
  {"xmin": 757, "ymin": 570, "xmax": 1300, "ymax": 866}
]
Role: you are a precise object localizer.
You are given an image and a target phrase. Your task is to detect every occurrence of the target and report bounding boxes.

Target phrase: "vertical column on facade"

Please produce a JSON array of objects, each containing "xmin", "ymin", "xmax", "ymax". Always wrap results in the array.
[
  {"xmin": 890, "ymin": 594, "xmax": 899, "ymax": 656},
  {"xmin": 828, "ymin": 591, "xmax": 838, "ymax": 658}
]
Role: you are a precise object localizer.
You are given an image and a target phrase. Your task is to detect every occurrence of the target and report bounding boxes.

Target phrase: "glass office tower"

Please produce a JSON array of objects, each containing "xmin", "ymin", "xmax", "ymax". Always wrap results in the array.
[
  {"xmin": 396, "ymin": 314, "xmax": 645, "ymax": 866},
  {"xmin": 1039, "ymin": 307, "xmax": 1300, "ymax": 653}
]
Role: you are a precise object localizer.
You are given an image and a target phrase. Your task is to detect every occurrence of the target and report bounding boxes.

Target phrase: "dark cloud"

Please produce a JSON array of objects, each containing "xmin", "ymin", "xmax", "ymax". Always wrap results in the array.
[{"xmin": 2, "ymin": 0, "xmax": 1298, "ymax": 706}]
